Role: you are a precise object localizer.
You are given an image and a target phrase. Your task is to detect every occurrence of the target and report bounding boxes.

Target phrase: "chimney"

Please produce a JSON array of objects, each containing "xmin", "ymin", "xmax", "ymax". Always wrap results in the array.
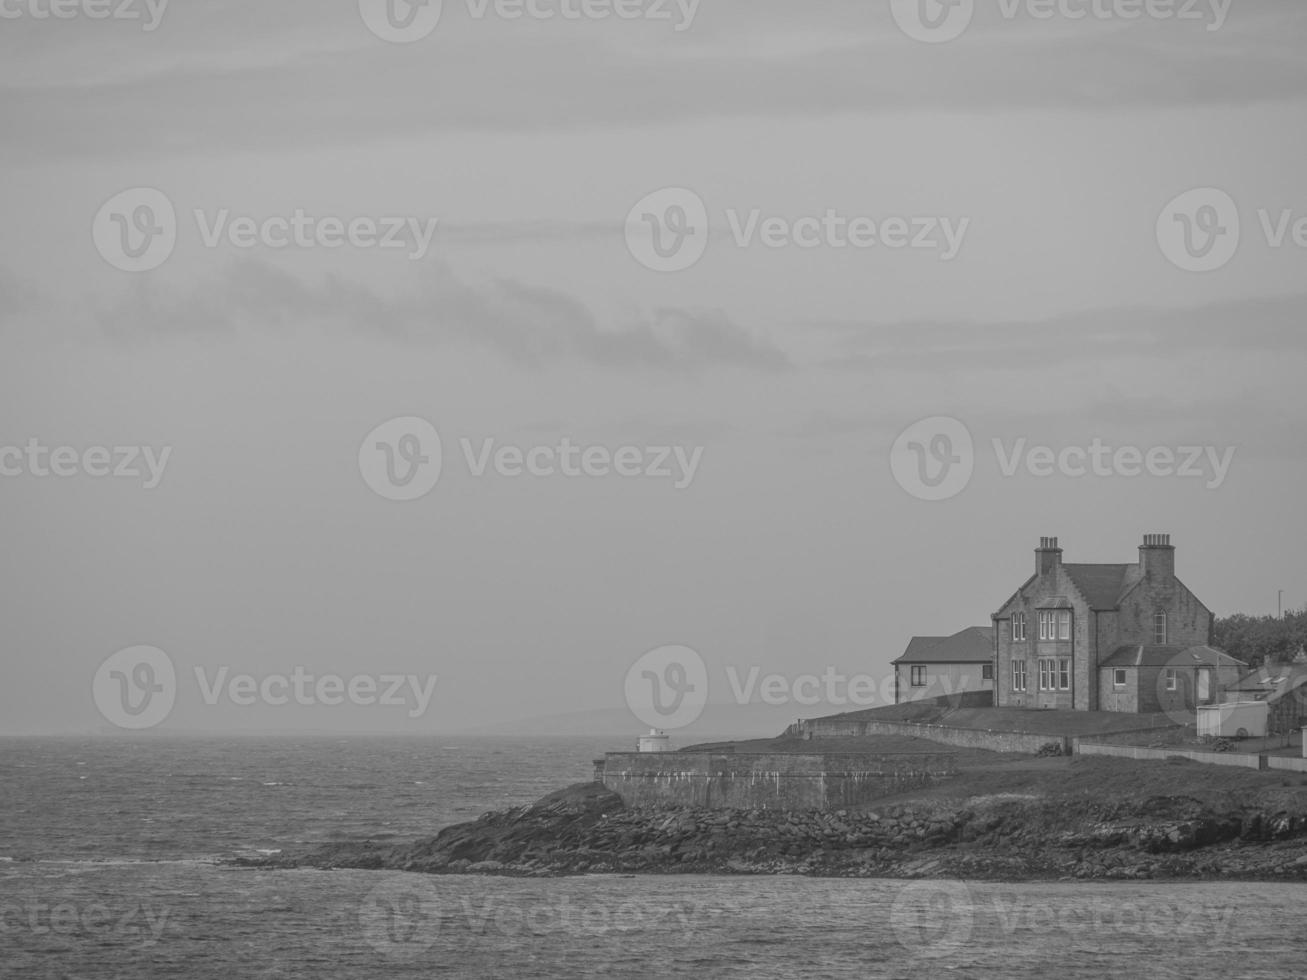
[
  {"xmin": 1139, "ymin": 533, "xmax": 1175, "ymax": 581},
  {"xmin": 1036, "ymin": 536, "xmax": 1062, "ymax": 577}
]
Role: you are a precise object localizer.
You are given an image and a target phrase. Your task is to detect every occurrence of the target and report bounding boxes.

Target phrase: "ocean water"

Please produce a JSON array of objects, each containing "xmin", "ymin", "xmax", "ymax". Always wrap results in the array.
[{"xmin": 2, "ymin": 735, "xmax": 1304, "ymax": 980}]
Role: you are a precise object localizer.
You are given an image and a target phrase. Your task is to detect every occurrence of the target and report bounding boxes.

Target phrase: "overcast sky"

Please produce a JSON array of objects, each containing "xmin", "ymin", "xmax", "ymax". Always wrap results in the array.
[{"xmin": 2, "ymin": 0, "xmax": 1305, "ymax": 735}]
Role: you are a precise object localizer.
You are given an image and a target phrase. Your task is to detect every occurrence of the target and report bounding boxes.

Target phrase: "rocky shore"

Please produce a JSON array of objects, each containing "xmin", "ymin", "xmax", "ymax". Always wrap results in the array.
[{"xmin": 242, "ymin": 773, "xmax": 1307, "ymax": 881}]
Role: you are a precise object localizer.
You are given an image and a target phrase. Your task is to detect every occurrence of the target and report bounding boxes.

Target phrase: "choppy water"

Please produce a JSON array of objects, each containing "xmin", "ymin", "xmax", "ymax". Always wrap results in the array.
[{"xmin": 2, "ymin": 736, "xmax": 1304, "ymax": 979}]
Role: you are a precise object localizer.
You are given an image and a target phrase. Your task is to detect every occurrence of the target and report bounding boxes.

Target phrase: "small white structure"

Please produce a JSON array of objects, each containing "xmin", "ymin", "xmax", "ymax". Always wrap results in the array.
[
  {"xmin": 1197, "ymin": 700, "xmax": 1269, "ymax": 738},
  {"xmin": 637, "ymin": 729, "xmax": 671, "ymax": 753}
]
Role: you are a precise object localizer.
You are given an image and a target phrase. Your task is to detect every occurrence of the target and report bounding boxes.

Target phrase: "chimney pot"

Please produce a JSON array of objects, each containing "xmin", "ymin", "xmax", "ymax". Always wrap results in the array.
[
  {"xmin": 1139, "ymin": 533, "xmax": 1176, "ymax": 580},
  {"xmin": 1036, "ymin": 535, "xmax": 1063, "ymax": 576}
]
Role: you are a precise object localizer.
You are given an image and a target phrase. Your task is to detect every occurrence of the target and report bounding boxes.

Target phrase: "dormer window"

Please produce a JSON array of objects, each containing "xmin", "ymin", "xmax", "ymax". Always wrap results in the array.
[{"xmin": 1153, "ymin": 612, "xmax": 1167, "ymax": 645}]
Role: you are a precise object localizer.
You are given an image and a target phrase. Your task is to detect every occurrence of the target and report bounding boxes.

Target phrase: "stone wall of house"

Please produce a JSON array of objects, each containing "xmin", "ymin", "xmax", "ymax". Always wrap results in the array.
[
  {"xmin": 995, "ymin": 563, "xmax": 1092, "ymax": 712},
  {"xmin": 1116, "ymin": 575, "xmax": 1212, "ymax": 646},
  {"xmin": 595, "ymin": 751, "xmax": 956, "ymax": 810},
  {"xmin": 1098, "ymin": 667, "xmax": 1140, "ymax": 713}
]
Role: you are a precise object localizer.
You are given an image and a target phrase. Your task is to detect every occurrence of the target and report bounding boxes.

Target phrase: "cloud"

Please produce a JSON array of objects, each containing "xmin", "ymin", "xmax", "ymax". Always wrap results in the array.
[
  {"xmin": 817, "ymin": 292, "xmax": 1307, "ymax": 373},
  {"xmin": 93, "ymin": 257, "xmax": 793, "ymax": 372},
  {"xmin": 790, "ymin": 292, "xmax": 1307, "ymax": 464},
  {"xmin": 3, "ymin": 3, "xmax": 1306, "ymax": 160}
]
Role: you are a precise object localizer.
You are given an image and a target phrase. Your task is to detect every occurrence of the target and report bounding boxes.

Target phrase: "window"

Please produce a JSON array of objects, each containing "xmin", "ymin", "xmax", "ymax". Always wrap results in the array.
[
  {"xmin": 1164, "ymin": 669, "xmax": 1178, "ymax": 691},
  {"xmin": 1039, "ymin": 610, "xmax": 1070, "ymax": 640},
  {"xmin": 982, "ymin": 664, "xmax": 994, "ymax": 681},
  {"xmin": 1012, "ymin": 659, "xmax": 1027, "ymax": 692},
  {"xmin": 911, "ymin": 666, "xmax": 926, "ymax": 687},
  {"xmin": 1153, "ymin": 612, "xmax": 1167, "ymax": 645},
  {"xmin": 1037, "ymin": 657, "xmax": 1069, "ymax": 691},
  {"xmin": 1113, "ymin": 669, "xmax": 1127, "ymax": 688},
  {"xmin": 1012, "ymin": 612, "xmax": 1027, "ymax": 642}
]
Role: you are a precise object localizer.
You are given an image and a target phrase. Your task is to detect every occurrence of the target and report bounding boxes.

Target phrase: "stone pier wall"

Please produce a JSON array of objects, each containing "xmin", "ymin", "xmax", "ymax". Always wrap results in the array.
[{"xmin": 595, "ymin": 751, "xmax": 957, "ymax": 810}]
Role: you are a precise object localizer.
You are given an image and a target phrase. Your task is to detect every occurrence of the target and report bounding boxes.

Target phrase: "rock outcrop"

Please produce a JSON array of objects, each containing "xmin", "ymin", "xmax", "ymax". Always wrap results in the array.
[{"xmin": 241, "ymin": 781, "xmax": 1307, "ymax": 881}]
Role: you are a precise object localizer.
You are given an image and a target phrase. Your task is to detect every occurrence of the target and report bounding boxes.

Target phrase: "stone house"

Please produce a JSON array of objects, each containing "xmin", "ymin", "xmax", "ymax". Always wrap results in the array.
[
  {"xmin": 992, "ymin": 534, "xmax": 1243, "ymax": 714},
  {"xmin": 892, "ymin": 626, "xmax": 995, "ymax": 704}
]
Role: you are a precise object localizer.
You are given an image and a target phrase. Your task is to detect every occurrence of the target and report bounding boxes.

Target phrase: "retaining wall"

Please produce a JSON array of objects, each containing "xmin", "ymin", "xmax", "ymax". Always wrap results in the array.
[
  {"xmin": 791, "ymin": 716, "xmax": 1186, "ymax": 756},
  {"xmin": 596, "ymin": 751, "xmax": 956, "ymax": 810},
  {"xmin": 790, "ymin": 718, "xmax": 1072, "ymax": 755},
  {"xmin": 1267, "ymin": 756, "xmax": 1307, "ymax": 774},
  {"xmin": 1075, "ymin": 726, "xmax": 1194, "ymax": 747},
  {"xmin": 1076, "ymin": 742, "xmax": 1264, "ymax": 769}
]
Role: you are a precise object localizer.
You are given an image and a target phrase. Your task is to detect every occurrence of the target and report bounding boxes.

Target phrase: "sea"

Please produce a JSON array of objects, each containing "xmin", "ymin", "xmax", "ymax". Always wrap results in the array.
[{"xmin": 2, "ymin": 735, "xmax": 1305, "ymax": 980}]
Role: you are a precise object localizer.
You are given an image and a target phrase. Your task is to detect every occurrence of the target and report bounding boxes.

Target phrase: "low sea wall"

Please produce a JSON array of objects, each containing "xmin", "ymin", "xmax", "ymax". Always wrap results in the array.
[{"xmin": 596, "ymin": 751, "xmax": 956, "ymax": 810}]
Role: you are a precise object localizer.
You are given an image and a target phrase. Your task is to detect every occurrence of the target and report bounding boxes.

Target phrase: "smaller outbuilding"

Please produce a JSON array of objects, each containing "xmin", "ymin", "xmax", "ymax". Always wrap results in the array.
[
  {"xmin": 892, "ymin": 626, "xmax": 995, "ymax": 704},
  {"xmin": 1097, "ymin": 644, "xmax": 1245, "ymax": 714}
]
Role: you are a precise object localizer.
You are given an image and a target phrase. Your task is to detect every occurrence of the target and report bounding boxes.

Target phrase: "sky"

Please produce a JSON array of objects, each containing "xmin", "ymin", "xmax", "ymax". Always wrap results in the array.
[{"xmin": 1, "ymin": 0, "xmax": 1305, "ymax": 735}]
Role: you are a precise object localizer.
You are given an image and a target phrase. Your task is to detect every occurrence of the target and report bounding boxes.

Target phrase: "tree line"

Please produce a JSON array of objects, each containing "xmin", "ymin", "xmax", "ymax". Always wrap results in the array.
[{"xmin": 1213, "ymin": 608, "xmax": 1307, "ymax": 668}]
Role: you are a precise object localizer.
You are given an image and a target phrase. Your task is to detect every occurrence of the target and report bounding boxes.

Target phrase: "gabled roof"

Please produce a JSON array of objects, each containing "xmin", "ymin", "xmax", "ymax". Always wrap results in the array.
[
  {"xmin": 994, "ymin": 574, "xmax": 1037, "ymax": 618},
  {"xmin": 1061, "ymin": 563, "xmax": 1135, "ymax": 610},
  {"xmin": 1227, "ymin": 663, "xmax": 1307, "ymax": 701},
  {"xmin": 893, "ymin": 626, "xmax": 994, "ymax": 665},
  {"xmin": 1099, "ymin": 644, "xmax": 1246, "ymax": 670}
]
